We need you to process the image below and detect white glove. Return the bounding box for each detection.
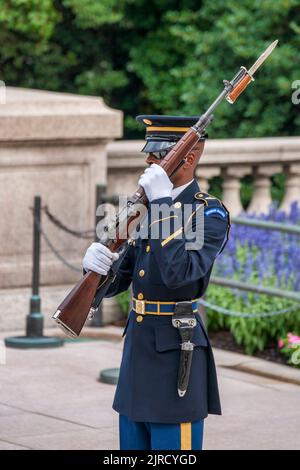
[138,163,173,202]
[82,242,119,275]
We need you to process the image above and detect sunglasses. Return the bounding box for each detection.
[149,136,206,160]
[150,150,170,160]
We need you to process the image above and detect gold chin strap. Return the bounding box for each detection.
[147,126,189,132]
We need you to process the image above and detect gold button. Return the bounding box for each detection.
[146,245,150,253]
[174,201,182,209]
[139,269,145,277]
[136,315,144,323]
[137,293,144,300]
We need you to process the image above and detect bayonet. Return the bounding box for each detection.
[248,40,278,76]
[225,40,278,104]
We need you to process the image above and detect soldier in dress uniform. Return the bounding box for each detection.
[83,115,230,450]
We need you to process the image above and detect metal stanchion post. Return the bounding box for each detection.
[99,368,120,385]
[5,196,64,348]
[96,184,120,385]
[91,184,119,329]
[90,184,105,327]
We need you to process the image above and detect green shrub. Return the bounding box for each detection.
[207,204,300,354]
[1,0,299,139]
[206,285,300,355]
[116,290,130,315]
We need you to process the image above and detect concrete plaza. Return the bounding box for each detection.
[0,327,299,450]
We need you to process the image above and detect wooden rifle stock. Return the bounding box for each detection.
[53,271,102,337]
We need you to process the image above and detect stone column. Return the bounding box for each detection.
[195,166,221,194]
[280,164,300,212]
[196,176,209,193]
[222,166,251,216]
[247,164,282,215]
[0,87,123,289]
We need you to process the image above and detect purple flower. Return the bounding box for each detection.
[215,203,300,294]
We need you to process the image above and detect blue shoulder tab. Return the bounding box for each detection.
[204,207,227,218]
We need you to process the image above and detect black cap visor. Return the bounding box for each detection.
[141,139,177,154]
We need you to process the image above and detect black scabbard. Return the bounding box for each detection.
[172,301,197,398]
[177,340,194,397]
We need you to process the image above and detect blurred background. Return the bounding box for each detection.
[0,0,300,450]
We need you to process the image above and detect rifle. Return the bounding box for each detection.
[52,40,278,337]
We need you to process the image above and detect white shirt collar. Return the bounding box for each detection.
[171,179,194,200]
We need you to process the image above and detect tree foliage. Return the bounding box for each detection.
[0,0,299,138]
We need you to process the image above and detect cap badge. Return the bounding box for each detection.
[143,119,152,125]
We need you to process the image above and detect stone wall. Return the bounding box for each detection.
[107,137,300,215]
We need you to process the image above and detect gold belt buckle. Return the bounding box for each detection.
[135,299,145,315]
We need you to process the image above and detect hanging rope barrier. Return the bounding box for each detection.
[34,214,82,273]
[31,196,300,320]
[42,205,95,239]
[198,298,300,318]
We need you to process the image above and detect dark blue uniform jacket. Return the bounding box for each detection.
[106,178,230,424]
